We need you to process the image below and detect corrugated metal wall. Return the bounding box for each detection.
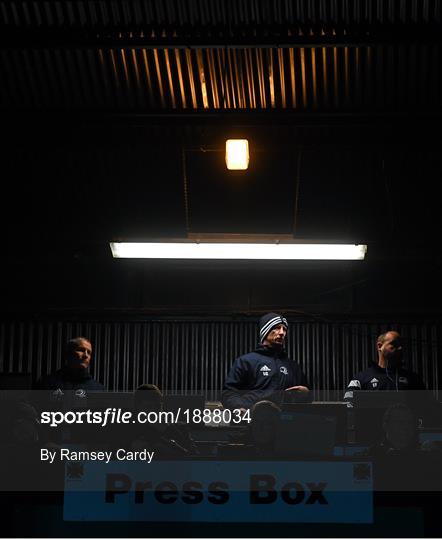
[0,319,440,400]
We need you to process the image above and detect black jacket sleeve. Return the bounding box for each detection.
[221,357,262,410]
[343,373,362,406]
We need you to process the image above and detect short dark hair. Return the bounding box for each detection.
[135,384,163,407]
[65,337,91,357]
[251,400,281,421]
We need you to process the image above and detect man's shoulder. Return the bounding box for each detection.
[229,351,269,372]
[85,377,105,390]
[356,365,375,376]
[234,351,259,364]
[400,366,419,377]
[349,365,378,384]
[35,369,64,389]
[35,369,104,391]
[236,348,296,362]
[236,349,270,362]
[399,367,426,388]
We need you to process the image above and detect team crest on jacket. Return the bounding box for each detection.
[399,376,408,384]
[370,377,379,388]
[260,365,271,377]
[280,366,288,375]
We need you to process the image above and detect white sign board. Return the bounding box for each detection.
[64,460,373,523]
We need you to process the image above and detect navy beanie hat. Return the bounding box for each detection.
[259,313,288,343]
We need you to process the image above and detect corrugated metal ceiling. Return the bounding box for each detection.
[0,0,441,113]
[1,0,441,29]
[1,44,440,111]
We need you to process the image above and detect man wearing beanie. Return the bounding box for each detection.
[222,313,309,410]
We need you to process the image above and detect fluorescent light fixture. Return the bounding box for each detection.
[110,242,367,260]
[225,139,249,170]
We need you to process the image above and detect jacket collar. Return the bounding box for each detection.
[254,344,288,359]
[371,361,404,373]
[60,365,93,381]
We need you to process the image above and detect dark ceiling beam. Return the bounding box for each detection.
[1,24,442,49]
[3,108,442,124]
[3,109,442,124]
[2,110,442,146]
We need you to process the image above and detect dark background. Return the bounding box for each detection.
[1,0,441,391]
[1,2,442,537]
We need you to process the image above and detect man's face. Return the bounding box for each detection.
[378,331,403,365]
[69,339,92,369]
[263,324,287,348]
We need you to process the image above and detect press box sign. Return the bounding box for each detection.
[64,461,373,523]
